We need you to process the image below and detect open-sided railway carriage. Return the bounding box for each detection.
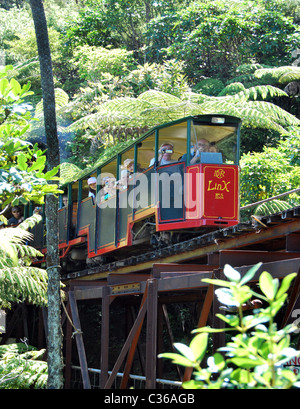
[31,114,242,273]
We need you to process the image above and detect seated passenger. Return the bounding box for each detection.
[117,158,139,190]
[62,195,68,207]
[33,206,42,215]
[87,176,97,202]
[149,143,176,167]
[123,158,134,174]
[7,206,24,226]
[101,177,116,200]
[182,138,211,164]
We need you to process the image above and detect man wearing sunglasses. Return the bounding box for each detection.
[150,143,176,166]
[181,138,211,164]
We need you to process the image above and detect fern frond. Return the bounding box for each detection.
[35,88,69,117]
[254,199,293,216]
[0,343,47,389]
[255,66,300,84]
[137,90,181,106]
[0,266,48,308]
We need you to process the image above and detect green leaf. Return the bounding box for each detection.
[229,357,265,368]
[201,278,232,288]
[10,78,21,96]
[174,343,194,361]
[240,262,262,285]
[276,273,297,300]
[17,153,28,171]
[259,271,278,300]
[158,352,194,367]
[207,353,225,372]
[189,333,208,362]
[27,156,46,172]
[0,78,9,97]
[224,264,241,283]
[216,313,239,327]
[193,326,229,334]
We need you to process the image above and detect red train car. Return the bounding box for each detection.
[32,114,242,272]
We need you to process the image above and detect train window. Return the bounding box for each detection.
[158,121,188,164]
[190,122,238,164]
[137,132,155,170]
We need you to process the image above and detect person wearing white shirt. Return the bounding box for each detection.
[149,143,176,167]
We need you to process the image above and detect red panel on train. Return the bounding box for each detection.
[202,164,239,224]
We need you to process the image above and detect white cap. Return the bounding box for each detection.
[88,176,97,185]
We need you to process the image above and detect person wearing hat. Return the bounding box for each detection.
[88,176,97,202]
[117,158,135,190]
[149,143,176,167]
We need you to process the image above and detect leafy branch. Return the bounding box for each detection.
[159,263,300,389]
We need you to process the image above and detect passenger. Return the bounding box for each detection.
[33,206,42,215]
[209,143,218,152]
[62,195,68,207]
[87,176,97,202]
[117,159,135,190]
[150,143,176,166]
[182,138,211,164]
[101,177,116,200]
[123,158,134,174]
[7,206,24,226]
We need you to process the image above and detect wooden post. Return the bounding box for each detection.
[100,286,110,388]
[145,279,158,389]
[68,291,91,389]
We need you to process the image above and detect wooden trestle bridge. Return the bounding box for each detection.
[59,205,300,389]
[3,206,300,389]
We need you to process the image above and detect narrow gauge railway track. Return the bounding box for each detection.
[62,205,300,281]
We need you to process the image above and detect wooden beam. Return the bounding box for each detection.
[119,286,148,389]
[183,277,215,383]
[68,291,91,389]
[104,284,148,389]
[100,286,110,388]
[146,279,158,389]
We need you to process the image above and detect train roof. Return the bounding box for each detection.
[61,114,242,187]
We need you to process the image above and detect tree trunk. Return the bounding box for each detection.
[29,0,63,389]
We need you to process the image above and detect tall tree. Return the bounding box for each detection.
[29,0,63,389]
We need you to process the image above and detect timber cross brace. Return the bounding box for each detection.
[63,258,300,389]
[63,265,218,389]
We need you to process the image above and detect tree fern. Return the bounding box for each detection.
[0,342,47,389]
[0,215,64,309]
[254,66,300,85]
[65,87,299,142]
[254,199,293,216]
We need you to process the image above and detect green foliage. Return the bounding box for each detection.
[193,79,225,96]
[254,199,294,216]
[0,67,62,206]
[160,264,300,389]
[0,215,49,309]
[146,0,300,80]
[255,66,300,85]
[72,45,135,82]
[240,127,300,207]
[0,342,47,389]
